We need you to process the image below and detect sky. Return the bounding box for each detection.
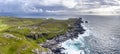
[0,0,120,18]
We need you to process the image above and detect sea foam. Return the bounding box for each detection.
[61,24,92,54]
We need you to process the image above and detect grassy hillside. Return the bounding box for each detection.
[0,16,76,54]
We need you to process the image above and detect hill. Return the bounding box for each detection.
[0,16,76,54]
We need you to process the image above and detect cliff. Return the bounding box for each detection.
[0,17,85,54]
[42,18,86,54]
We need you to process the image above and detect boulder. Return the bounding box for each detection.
[2,33,16,38]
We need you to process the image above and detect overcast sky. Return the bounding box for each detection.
[0,0,120,18]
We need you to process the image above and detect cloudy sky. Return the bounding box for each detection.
[0,0,120,18]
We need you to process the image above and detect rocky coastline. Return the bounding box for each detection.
[41,18,86,54]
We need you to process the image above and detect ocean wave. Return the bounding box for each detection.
[61,24,92,54]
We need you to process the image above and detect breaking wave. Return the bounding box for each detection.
[61,24,92,54]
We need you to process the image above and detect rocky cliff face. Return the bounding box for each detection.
[41,18,86,54]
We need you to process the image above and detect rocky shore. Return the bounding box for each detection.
[41,18,86,54]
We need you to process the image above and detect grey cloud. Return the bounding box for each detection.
[0,0,120,17]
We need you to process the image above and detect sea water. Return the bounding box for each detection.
[61,23,92,54]
[61,15,120,54]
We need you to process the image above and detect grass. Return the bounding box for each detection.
[0,16,76,54]
[0,36,46,54]
[0,20,9,32]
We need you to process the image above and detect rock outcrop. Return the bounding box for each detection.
[42,17,86,54]
[26,33,48,40]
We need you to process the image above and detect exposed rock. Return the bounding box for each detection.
[85,21,88,23]
[26,33,48,40]
[32,48,54,54]
[41,17,86,54]
[52,48,65,54]
[2,33,16,38]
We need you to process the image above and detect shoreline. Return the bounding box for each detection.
[41,18,86,54]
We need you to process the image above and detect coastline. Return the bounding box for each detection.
[41,18,86,54]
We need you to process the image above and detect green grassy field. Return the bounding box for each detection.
[0,20,8,32]
[0,16,76,54]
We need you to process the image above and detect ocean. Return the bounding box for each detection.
[61,15,120,54]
